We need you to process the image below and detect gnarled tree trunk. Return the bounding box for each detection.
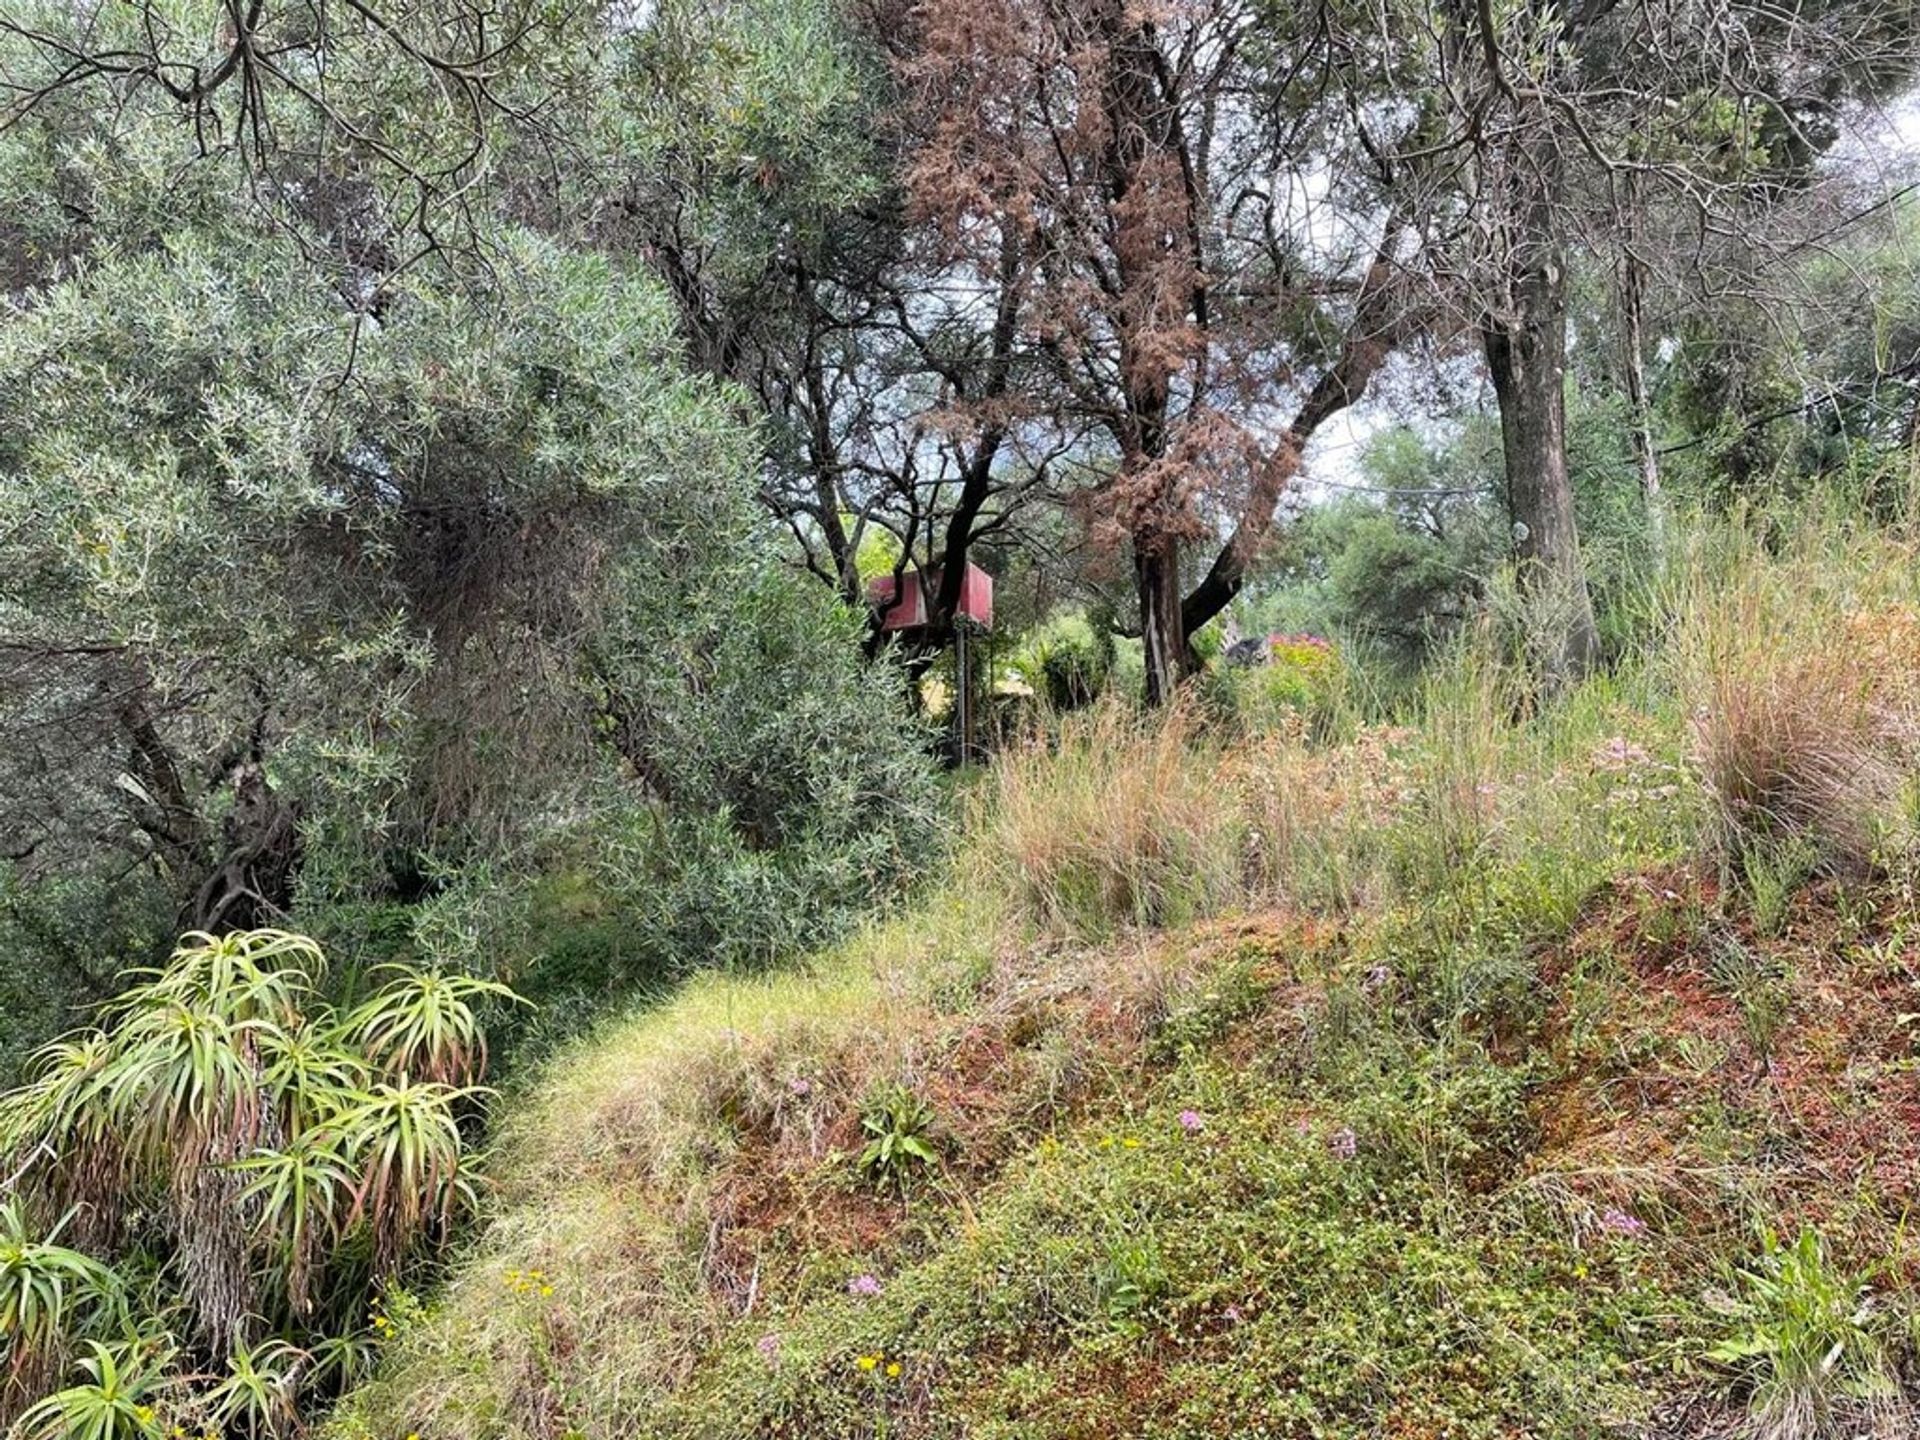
[1136,532,1189,707]
[1483,191,1599,688]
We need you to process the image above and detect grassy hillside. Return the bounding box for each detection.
[332,519,1920,1440]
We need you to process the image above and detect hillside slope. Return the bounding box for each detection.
[332,526,1920,1440]
[330,873,1920,1439]
[331,711,1920,1436]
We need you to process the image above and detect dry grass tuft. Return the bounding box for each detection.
[1676,531,1920,874]
[976,700,1245,935]
[976,696,1446,935]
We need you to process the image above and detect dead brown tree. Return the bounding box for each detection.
[896,0,1419,702]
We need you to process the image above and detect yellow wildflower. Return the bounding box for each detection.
[886,1362,902,1378]
[856,1354,880,1372]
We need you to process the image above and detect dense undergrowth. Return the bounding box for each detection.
[323,511,1920,1440]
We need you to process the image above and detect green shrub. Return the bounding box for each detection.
[1203,634,1346,735]
[1011,612,1117,711]
[387,562,941,1049]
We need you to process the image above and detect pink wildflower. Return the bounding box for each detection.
[1593,737,1653,774]
[848,1273,883,1298]
[1178,1110,1204,1134]
[1599,1207,1647,1238]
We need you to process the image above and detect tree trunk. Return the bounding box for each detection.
[1483,233,1600,688]
[1618,174,1666,552]
[1136,533,1189,707]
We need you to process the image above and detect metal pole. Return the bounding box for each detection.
[956,625,971,763]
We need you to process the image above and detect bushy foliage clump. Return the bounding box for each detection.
[1232,398,1663,680]
[0,72,938,1054]
[1009,612,1118,711]
[1202,634,1346,735]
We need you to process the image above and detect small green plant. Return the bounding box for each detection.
[1149,946,1270,1061]
[1709,935,1792,1064]
[1011,612,1116,711]
[1640,885,1710,951]
[1097,1233,1169,1335]
[1743,839,1817,938]
[1708,1227,1894,1440]
[857,1083,939,1189]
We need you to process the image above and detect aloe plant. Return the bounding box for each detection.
[339,1077,483,1271]
[347,965,524,1087]
[12,1341,167,1440]
[234,1131,354,1316]
[0,929,518,1430]
[0,1199,121,1418]
[206,1337,304,1439]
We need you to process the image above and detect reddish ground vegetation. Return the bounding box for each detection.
[1534,870,1920,1267]
[690,910,1335,1319]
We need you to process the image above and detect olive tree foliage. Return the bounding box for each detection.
[608,0,1078,669]
[600,0,886,381]
[577,563,938,979]
[0,0,936,1048]
[1658,193,1920,510]
[0,0,598,264]
[1238,386,1655,674]
[0,168,731,917]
